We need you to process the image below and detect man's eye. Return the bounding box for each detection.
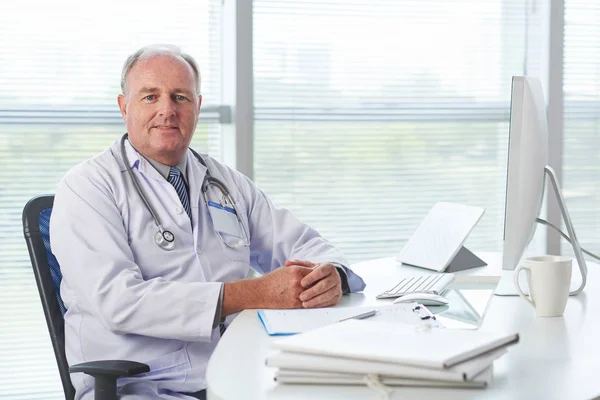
[175,95,188,101]
[144,95,155,101]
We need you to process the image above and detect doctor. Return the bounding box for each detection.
[50,44,366,400]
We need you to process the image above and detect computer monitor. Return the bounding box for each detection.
[496,76,587,296]
[502,76,548,272]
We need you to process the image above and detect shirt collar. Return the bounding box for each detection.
[125,138,188,183]
[144,154,188,183]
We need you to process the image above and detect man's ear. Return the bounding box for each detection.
[197,95,203,114]
[117,94,127,119]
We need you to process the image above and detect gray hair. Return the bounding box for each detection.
[120,44,201,94]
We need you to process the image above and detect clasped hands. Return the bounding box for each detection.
[260,259,343,309]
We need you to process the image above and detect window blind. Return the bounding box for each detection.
[253,0,542,264]
[0,1,223,398]
[563,1,600,258]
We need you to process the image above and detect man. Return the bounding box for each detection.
[50,44,365,400]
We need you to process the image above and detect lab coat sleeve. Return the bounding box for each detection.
[227,170,366,293]
[51,167,220,342]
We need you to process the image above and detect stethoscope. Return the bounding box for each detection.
[120,133,250,251]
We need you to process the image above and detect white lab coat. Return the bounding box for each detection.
[50,138,366,399]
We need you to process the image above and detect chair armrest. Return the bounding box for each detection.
[69,360,150,400]
[70,360,149,377]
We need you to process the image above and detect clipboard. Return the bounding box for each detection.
[257,303,443,336]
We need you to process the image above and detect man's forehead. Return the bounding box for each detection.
[128,55,195,87]
[136,54,189,68]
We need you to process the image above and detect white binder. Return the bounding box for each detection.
[267,346,506,382]
[274,367,493,388]
[271,319,519,370]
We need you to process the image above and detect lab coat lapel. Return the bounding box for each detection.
[122,138,165,182]
[186,150,208,246]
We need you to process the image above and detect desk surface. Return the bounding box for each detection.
[206,253,599,400]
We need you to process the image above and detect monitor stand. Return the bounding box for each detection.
[494,166,588,296]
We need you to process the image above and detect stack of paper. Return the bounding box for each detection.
[267,319,519,389]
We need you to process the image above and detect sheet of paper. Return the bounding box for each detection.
[258,303,442,335]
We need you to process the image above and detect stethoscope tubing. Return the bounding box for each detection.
[120,133,249,250]
[121,134,165,231]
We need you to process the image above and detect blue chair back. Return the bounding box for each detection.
[23,195,75,400]
[39,207,67,315]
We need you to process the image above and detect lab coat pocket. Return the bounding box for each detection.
[121,347,191,385]
[217,233,250,263]
[212,201,250,263]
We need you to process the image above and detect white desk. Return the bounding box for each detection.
[206,253,600,400]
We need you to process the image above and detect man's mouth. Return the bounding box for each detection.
[153,125,179,130]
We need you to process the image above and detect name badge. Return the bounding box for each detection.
[207,201,243,238]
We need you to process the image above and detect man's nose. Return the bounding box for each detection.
[157,98,176,117]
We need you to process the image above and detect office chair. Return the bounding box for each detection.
[22,195,149,400]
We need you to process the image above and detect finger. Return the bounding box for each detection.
[299,276,337,302]
[284,259,314,268]
[307,296,340,309]
[300,264,335,288]
[297,266,314,277]
[290,265,314,273]
[302,286,341,308]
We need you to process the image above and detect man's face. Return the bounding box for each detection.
[118,55,202,165]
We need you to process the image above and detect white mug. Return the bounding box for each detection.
[513,255,572,317]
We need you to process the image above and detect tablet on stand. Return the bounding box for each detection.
[397,202,487,273]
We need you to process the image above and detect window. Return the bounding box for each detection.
[0,1,224,398]
[2,1,583,398]
[563,0,600,258]
[253,0,543,264]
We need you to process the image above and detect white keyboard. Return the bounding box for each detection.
[376,273,455,299]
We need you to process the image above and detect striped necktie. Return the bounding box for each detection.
[168,166,192,220]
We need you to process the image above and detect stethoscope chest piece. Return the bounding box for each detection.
[155,230,175,251]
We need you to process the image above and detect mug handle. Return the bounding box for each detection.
[514,265,535,308]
